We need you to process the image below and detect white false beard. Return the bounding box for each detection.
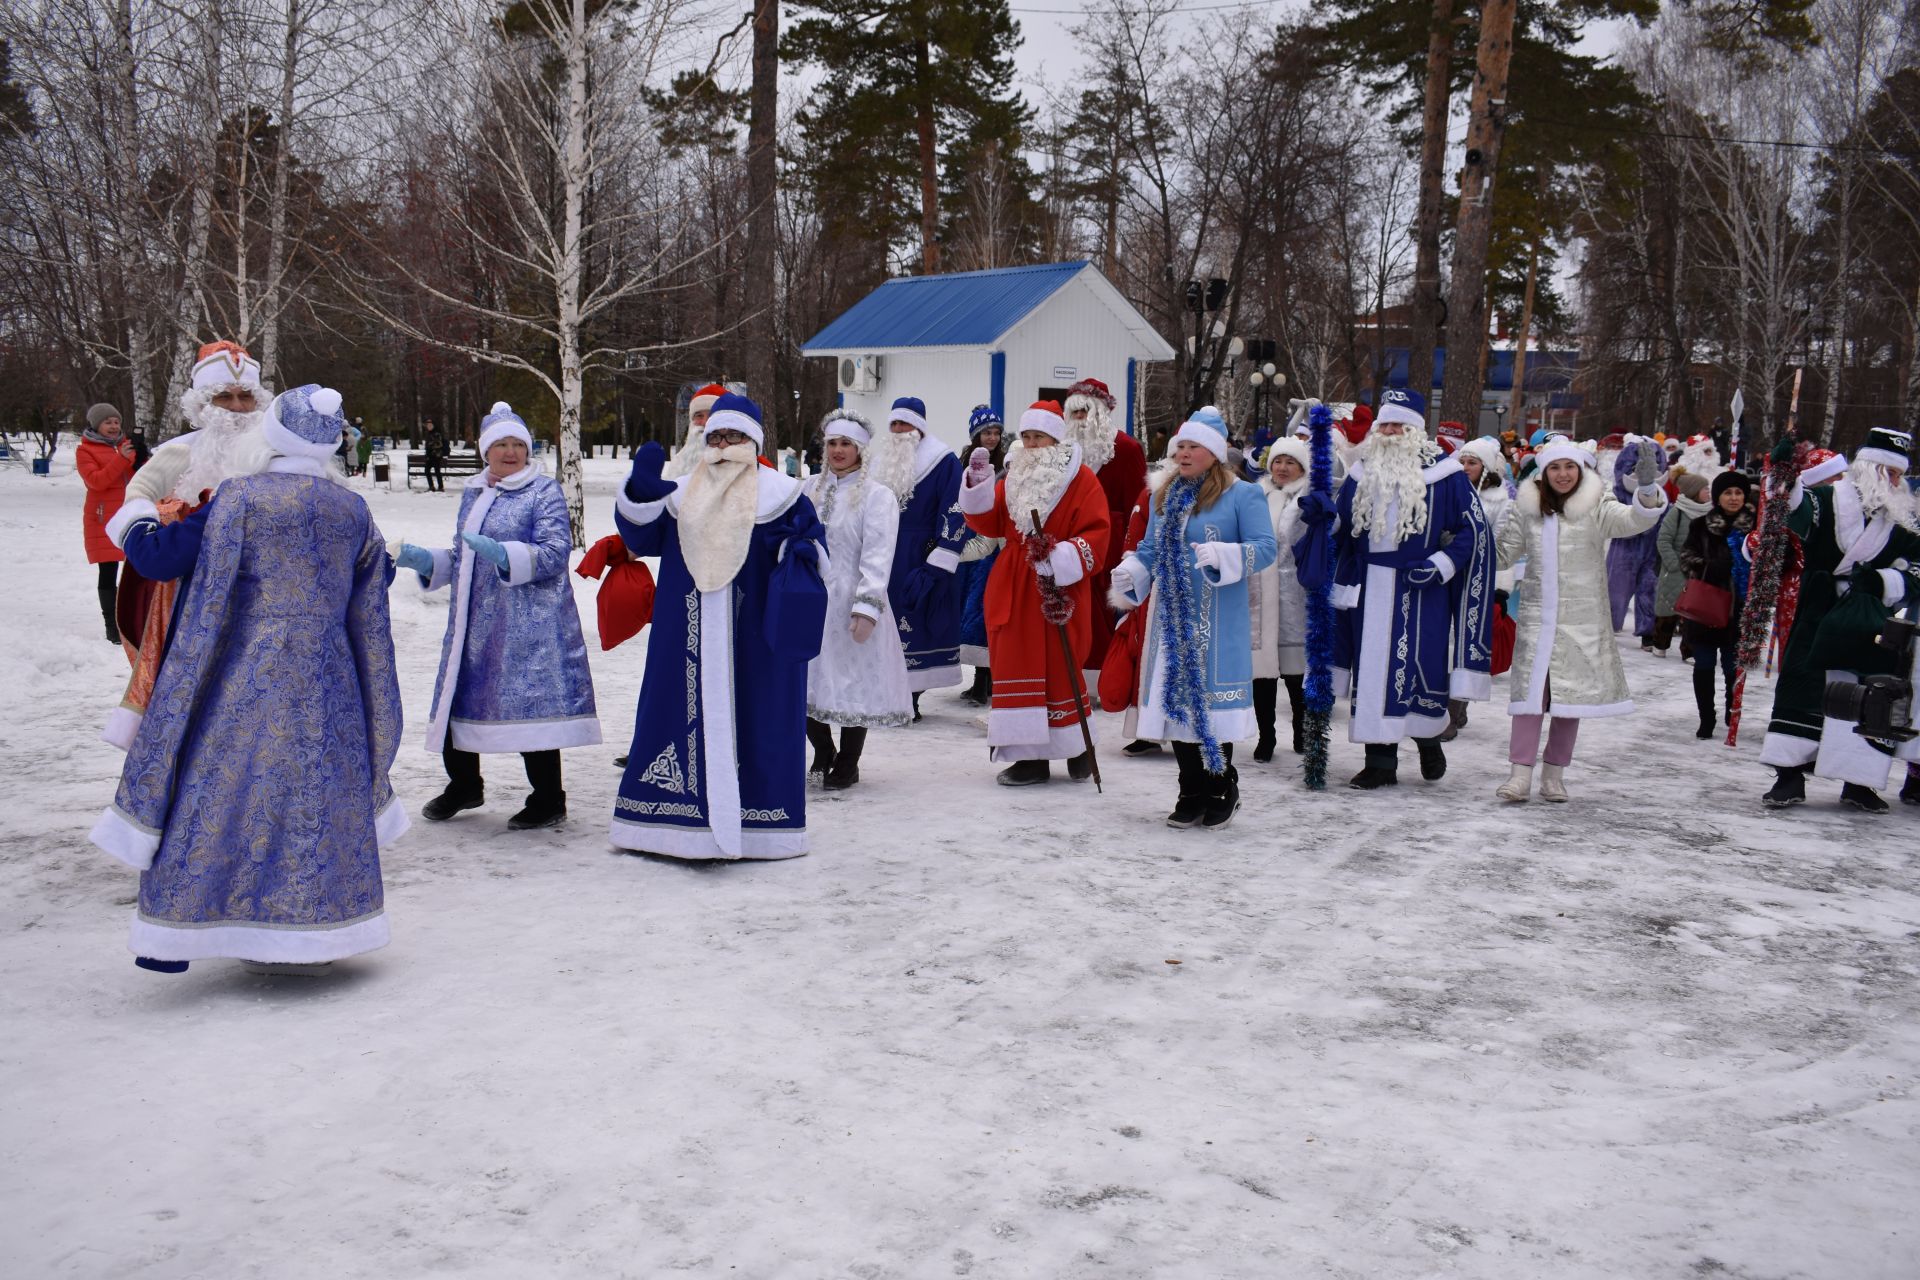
[1351,430,1433,543]
[175,407,272,502]
[1852,460,1920,532]
[866,429,921,505]
[1072,411,1115,473]
[1005,441,1073,529]
[664,429,706,479]
[678,444,760,592]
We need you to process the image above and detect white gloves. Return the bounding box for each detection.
[1035,541,1084,586]
[1192,541,1246,586]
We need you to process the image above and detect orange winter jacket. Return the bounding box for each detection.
[77,438,135,563]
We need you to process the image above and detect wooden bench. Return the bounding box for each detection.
[406,451,484,489]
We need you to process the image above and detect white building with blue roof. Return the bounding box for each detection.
[801,261,1176,453]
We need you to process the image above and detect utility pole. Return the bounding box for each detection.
[1405,0,1457,419]
[1439,0,1517,428]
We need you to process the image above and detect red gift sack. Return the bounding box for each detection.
[576,534,656,650]
[1490,598,1517,676]
[1098,601,1146,712]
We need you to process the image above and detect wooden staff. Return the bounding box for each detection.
[1032,508,1102,792]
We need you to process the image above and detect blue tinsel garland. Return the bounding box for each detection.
[1151,477,1224,773]
[1302,403,1338,790]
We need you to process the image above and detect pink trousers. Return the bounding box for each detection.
[1510,714,1579,767]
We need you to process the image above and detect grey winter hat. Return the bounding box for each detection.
[86,403,121,429]
[1675,471,1709,500]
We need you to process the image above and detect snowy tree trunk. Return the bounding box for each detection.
[552,0,589,546]
[260,0,303,387]
[159,5,226,435]
[111,0,156,438]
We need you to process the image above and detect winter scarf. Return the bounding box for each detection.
[1150,476,1224,773]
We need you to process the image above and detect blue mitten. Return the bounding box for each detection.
[625,441,673,503]
[461,532,510,569]
[1405,561,1443,588]
[1298,491,1336,526]
[395,543,434,577]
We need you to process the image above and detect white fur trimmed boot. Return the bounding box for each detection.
[1538,764,1568,803]
[1495,764,1532,802]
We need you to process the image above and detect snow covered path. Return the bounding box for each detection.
[3,458,1916,1279]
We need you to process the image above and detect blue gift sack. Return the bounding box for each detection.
[765,537,828,662]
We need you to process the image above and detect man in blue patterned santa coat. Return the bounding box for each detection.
[610,393,829,860]
[90,384,406,975]
[1301,387,1496,789]
[865,395,970,718]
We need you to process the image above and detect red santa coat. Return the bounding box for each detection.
[1083,431,1147,669]
[961,457,1111,762]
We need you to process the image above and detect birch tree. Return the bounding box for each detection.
[348,0,714,544]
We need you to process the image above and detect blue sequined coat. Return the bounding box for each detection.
[420,471,600,753]
[89,465,407,963]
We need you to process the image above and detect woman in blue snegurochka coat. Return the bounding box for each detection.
[1109,409,1278,832]
[394,402,600,831]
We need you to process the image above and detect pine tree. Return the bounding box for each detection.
[784,0,1031,273]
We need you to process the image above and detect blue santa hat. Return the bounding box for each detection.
[262,383,346,460]
[1172,405,1231,465]
[968,404,1003,437]
[478,401,532,455]
[705,392,765,449]
[889,396,928,433]
[1375,386,1426,432]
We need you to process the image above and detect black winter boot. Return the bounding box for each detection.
[1416,736,1447,781]
[1201,748,1239,830]
[912,692,923,723]
[1902,769,1920,806]
[1167,742,1208,827]
[1763,766,1807,809]
[423,785,484,822]
[509,790,567,829]
[1840,783,1890,815]
[1252,678,1278,763]
[1122,739,1163,757]
[1285,674,1305,754]
[98,575,120,645]
[996,759,1049,786]
[1066,750,1094,782]
[806,718,837,777]
[1350,744,1399,790]
[825,728,866,790]
[961,666,992,706]
[1437,699,1469,743]
[1693,664,1717,739]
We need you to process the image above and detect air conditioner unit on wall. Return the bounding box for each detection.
[838,355,883,393]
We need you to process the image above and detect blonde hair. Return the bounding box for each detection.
[1155,459,1237,516]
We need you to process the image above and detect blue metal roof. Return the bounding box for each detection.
[802,261,1090,352]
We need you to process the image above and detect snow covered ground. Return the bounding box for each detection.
[3,448,1917,1279]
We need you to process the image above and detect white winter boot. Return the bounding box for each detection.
[1538,764,1568,803]
[1496,764,1532,802]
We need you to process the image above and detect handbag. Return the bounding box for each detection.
[1675,578,1732,629]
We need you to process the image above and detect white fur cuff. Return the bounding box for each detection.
[926,547,960,574]
[1047,542,1084,586]
[1427,554,1457,584]
[1881,569,1908,606]
[958,472,997,515]
[502,540,536,586]
[106,498,159,549]
[91,805,161,871]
